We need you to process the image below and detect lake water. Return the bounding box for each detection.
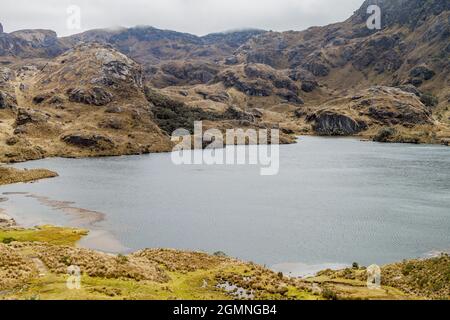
[1,137,449,276]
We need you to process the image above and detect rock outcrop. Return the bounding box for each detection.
[215,64,303,103]
[309,110,367,136]
[0,212,15,228]
[62,132,115,150]
[67,87,113,106]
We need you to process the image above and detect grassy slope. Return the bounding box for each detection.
[0,225,88,246]
[0,226,436,300]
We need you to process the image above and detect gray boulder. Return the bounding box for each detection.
[309,110,367,136]
[67,87,113,106]
[62,132,115,150]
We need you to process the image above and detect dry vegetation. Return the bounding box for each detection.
[0,224,447,300]
[0,166,57,185]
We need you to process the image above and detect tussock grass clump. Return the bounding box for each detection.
[382,254,450,300]
[132,249,230,273]
[0,244,37,290]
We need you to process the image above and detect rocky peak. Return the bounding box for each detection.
[33,43,144,106]
[0,23,3,33]
[10,29,58,45]
[352,0,450,29]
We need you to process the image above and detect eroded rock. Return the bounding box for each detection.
[309,110,367,136]
[15,108,49,126]
[224,106,256,123]
[67,87,113,106]
[62,133,115,150]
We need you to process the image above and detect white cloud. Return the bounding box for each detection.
[0,0,364,36]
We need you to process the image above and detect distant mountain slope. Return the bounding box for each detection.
[0,0,449,162]
[0,44,172,163]
[60,27,266,64]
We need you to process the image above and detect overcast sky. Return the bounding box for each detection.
[1,0,364,37]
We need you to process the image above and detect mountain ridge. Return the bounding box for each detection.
[0,0,449,163]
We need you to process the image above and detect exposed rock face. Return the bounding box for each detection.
[195,89,229,103]
[373,127,397,142]
[309,110,367,136]
[150,61,219,87]
[352,0,450,29]
[0,91,17,109]
[224,106,256,123]
[62,132,115,150]
[0,0,448,159]
[216,63,303,103]
[0,212,16,228]
[308,86,435,139]
[67,87,113,106]
[62,27,266,66]
[302,60,330,77]
[0,67,14,84]
[0,43,173,163]
[94,47,143,88]
[0,23,3,34]
[15,108,49,126]
[144,87,222,134]
[0,29,63,58]
[36,43,144,96]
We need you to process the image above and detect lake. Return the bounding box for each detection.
[1,136,449,276]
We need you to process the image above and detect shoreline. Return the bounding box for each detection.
[2,133,449,165]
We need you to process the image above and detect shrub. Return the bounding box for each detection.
[116,254,128,264]
[373,127,396,142]
[322,288,338,300]
[2,237,16,244]
[144,86,222,134]
[213,251,227,257]
[420,92,438,107]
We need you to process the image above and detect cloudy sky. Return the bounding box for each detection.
[1,0,364,36]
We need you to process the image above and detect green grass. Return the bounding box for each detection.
[3,270,233,300]
[0,225,88,246]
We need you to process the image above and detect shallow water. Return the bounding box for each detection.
[1,137,449,274]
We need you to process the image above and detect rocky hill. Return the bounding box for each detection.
[0,44,172,163]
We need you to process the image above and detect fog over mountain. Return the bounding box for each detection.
[1,0,363,36]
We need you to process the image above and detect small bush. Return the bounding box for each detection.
[144,87,222,134]
[213,251,228,258]
[420,93,438,107]
[2,237,16,244]
[322,288,338,300]
[116,254,128,264]
[373,127,396,142]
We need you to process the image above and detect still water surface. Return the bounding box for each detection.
[1,137,449,275]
